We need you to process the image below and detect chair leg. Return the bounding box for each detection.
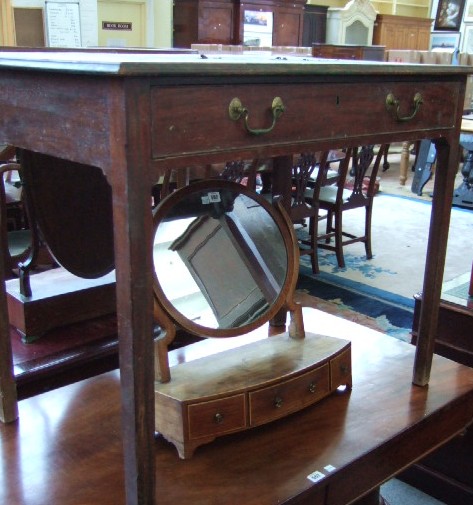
[325,210,333,243]
[365,203,373,259]
[334,211,345,268]
[308,215,320,274]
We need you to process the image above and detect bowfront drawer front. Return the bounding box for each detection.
[187,394,246,439]
[331,348,352,389]
[249,363,330,427]
[150,81,460,159]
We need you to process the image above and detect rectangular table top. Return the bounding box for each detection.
[0,49,470,77]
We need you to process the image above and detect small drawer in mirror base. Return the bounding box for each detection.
[155,332,352,459]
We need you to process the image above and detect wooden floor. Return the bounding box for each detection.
[2,305,473,505]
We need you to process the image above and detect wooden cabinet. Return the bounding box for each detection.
[302,4,328,47]
[173,0,306,48]
[372,14,432,50]
[173,0,238,48]
[247,0,305,46]
[312,43,385,61]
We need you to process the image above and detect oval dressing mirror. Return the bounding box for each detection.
[152,180,352,460]
[152,179,296,338]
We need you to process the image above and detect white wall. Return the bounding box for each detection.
[11,0,174,48]
[152,0,172,47]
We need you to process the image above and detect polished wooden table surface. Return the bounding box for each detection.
[0,50,469,505]
[1,307,473,505]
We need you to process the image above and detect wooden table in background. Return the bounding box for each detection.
[0,50,469,505]
[405,272,473,503]
[1,307,473,505]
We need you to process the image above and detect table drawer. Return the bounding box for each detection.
[249,363,330,427]
[331,348,352,389]
[150,81,460,159]
[187,394,246,439]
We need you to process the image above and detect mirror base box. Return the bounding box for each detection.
[155,331,351,459]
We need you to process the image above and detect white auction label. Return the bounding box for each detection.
[307,470,325,483]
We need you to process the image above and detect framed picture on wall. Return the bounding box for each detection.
[430,30,461,50]
[465,0,473,21]
[435,0,466,30]
[462,24,473,51]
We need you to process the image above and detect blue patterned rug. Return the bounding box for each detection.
[296,265,414,343]
[294,194,472,342]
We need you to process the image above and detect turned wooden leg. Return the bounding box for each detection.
[399,141,411,186]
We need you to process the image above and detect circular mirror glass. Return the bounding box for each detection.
[152,180,292,337]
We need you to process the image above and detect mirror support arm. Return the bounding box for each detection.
[287,302,305,340]
[153,300,176,383]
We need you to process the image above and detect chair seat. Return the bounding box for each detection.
[304,185,351,205]
[300,145,388,272]
[309,167,339,184]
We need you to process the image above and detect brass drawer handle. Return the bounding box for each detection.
[214,412,224,424]
[308,382,317,394]
[386,92,423,122]
[274,396,283,408]
[340,364,349,375]
[229,96,285,136]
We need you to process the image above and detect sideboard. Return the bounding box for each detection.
[0,49,469,505]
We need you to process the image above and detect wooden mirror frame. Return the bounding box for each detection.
[152,179,303,382]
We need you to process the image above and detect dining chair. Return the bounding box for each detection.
[0,162,34,280]
[154,159,260,205]
[217,159,260,190]
[290,150,332,274]
[305,144,388,271]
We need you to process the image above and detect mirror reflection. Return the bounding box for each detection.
[153,185,288,330]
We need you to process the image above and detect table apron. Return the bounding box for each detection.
[150,81,460,160]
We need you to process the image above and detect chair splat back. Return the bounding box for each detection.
[349,145,376,200]
[305,144,388,271]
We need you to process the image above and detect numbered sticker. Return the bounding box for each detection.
[307,470,325,483]
[208,191,221,203]
[201,192,221,205]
